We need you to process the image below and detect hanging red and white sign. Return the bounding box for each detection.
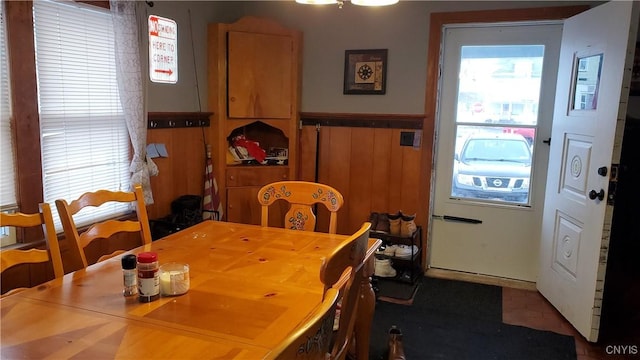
[148,15,177,84]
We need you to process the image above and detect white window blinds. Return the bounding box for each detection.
[0,1,17,210]
[33,0,131,231]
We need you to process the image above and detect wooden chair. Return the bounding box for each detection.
[265,287,340,360]
[0,203,64,297]
[257,181,344,234]
[319,222,371,360]
[55,184,152,268]
[267,222,371,360]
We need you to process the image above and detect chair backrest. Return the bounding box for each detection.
[265,287,340,360]
[55,184,152,268]
[257,181,344,234]
[319,222,371,360]
[0,203,64,296]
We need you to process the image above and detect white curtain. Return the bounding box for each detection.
[110,0,158,204]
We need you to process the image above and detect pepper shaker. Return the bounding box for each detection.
[121,254,138,297]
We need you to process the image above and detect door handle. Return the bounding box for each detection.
[588,189,605,201]
[432,214,482,224]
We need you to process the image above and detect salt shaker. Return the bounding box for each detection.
[121,254,138,297]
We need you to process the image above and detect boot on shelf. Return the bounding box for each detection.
[387,325,406,360]
[400,212,417,238]
[375,213,390,234]
[369,212,379,231]
[374,258,397,278]
[388,211,402,236]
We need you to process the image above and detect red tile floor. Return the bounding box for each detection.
[502,287,637,360]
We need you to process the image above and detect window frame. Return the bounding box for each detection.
[4,0,42,242]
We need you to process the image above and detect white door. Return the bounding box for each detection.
[430,24,562,282]
[537,1,639,342]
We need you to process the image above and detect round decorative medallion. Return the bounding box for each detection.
[570,156,582,178]
[357,64,373,80]
[562,235,573,259]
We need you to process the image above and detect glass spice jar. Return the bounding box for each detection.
[121,254,138,297]
[137,251,159,303]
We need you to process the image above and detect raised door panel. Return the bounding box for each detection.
[227,31,292,119]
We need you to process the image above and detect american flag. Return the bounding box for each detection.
[203,146,222,221]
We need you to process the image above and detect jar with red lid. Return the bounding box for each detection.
[137,251,159,303]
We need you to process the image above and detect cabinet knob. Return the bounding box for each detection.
[229,97,236,102]
[282,174,288,179]
[229,175,235,180]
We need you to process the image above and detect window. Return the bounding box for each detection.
[571,53,602,111]
[452,44,544,205]
[33,0,131,231]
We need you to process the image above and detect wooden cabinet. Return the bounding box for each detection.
[226,167,289,224]
[207,16,301,224]
[226,167,289,187]
[227,31,293,119]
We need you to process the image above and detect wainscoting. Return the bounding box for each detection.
[299,113,425,237]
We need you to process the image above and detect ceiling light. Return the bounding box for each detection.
[295,0,398,7]
[351,0,399,6]
[295,0,339,4]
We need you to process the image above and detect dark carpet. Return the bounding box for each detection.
[369,276,577,360]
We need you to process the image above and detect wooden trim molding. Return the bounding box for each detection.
[300,112,424,129]
[5,1,42,219]
[148,112,213,129]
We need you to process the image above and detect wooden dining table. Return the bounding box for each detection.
[1,220,382,359]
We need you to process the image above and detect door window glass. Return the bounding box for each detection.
[452,45,544,205]
[571,53,602,111]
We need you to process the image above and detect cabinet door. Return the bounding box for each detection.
[227,187,287,227]
[227,31,293,119]
[227,187,261,225]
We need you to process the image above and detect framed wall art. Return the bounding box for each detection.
[343,49,387,95]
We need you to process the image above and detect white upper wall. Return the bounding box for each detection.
[142,1,600,114]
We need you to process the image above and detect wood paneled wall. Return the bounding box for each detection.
[299,113,426,257]
[146,126,209,220]
[4,113,424,292]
